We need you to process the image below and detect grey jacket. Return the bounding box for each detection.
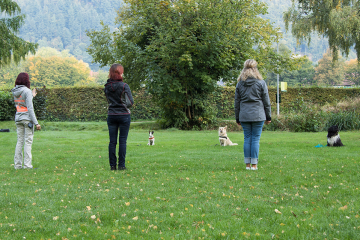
[11,85,39,125]
[234,78,271,123]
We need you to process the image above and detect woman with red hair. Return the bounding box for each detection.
[11,72,41,169]
[104,64,134,170]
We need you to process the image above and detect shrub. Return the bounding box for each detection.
[325,111,360,131]
[0,91,14,121]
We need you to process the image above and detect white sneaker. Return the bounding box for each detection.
[246,167,251,170]
[251,167,258,170]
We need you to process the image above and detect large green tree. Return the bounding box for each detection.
[267,57,315,87]
[314,50,344,86]
[344,59,360,85]
[0,47,95,87]
[0,0,37,66]
[284,0,360,61]
[87,0,299,129]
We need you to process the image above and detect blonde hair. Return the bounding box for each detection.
[237,59,263,82]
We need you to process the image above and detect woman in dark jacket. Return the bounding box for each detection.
[104,64,134,170]
[234,59,271,170]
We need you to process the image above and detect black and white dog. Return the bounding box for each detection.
[147,131,155,146]
[327,125,344,147]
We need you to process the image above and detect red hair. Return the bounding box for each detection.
[109,64,124,81]
[15,72,30,88]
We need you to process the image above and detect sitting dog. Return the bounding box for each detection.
[147,131,155,146]
[218,126,238,146]
[327,125,344,147]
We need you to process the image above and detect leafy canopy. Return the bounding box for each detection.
[284,0,360,61]
[314,50,344,86]
[0,47,95,87]
[87,0,299,128]
[344,59,360,85]
[0,0,37,66]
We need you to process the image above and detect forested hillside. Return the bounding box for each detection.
[16,0,121,70]
[261,0,330,62]
[13,0,338,70]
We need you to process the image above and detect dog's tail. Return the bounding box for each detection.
[230,143,238,146]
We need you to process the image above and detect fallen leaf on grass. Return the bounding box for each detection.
[275,209,282,214]
[125,202,130,206]
[53,216,59,220]
[91,215,96,220]
[170,213,174,217]
[339,205,348,211]
[86,206,91,210]
[132,216,138,220]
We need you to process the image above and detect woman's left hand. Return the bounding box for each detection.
[265,120,271,125]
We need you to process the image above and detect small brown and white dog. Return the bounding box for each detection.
[147,131,155,146]
[218,126,238,146]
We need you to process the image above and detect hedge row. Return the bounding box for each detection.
[1,86,360,121]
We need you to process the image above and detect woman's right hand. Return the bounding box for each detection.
[32,88,37,97]
[265,120,271,125]
[36,124,41,130]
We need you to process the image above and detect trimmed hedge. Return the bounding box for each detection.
[1,86,360,122]
[0,87,161,121]
[215,86,360,118]
[0,91,13,121]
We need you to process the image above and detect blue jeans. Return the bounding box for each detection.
[241,121,264,165]
[107,115,131,168]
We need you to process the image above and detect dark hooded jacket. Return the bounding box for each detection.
[104,79,134,115]
[234,78,271,123]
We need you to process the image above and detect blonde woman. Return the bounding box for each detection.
[234,59,271,170]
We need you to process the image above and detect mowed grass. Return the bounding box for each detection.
[0,122,359,239]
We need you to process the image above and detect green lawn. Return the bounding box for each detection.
[0,122,359,239]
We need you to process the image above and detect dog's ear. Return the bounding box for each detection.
[149,131,151,134]
[225,126,227,129]
[152,131,154,134]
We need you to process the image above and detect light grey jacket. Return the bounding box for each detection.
[234,78,271,122]
[11,85,39,125]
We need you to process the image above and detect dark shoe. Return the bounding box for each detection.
[110,166,117,170]
[118,167,127,170]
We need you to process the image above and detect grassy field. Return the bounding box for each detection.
[0,121,359,239]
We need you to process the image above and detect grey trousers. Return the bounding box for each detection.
[14,120,34,169]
